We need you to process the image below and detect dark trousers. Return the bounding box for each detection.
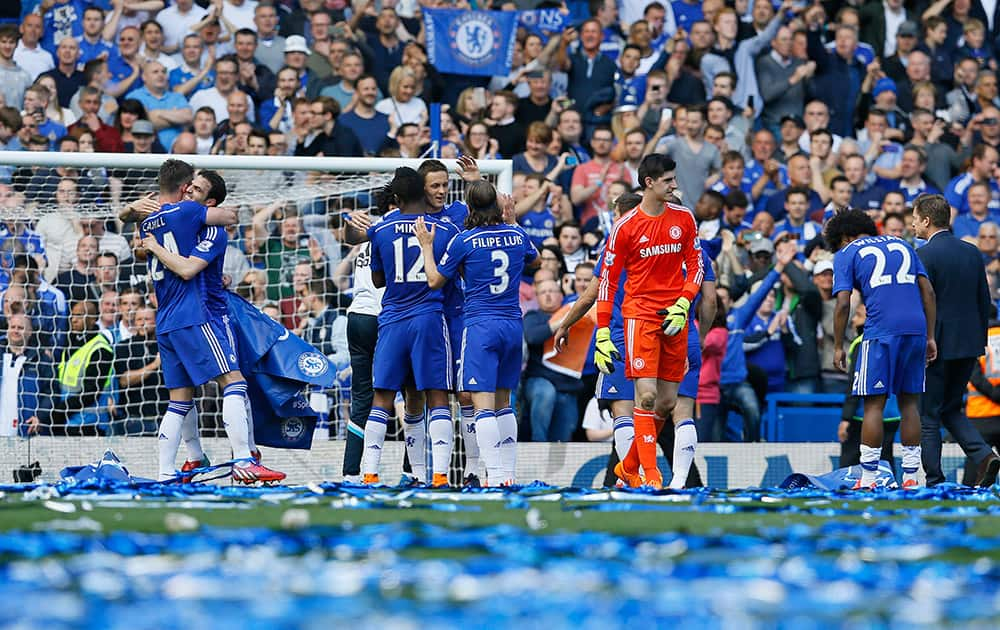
[962,417,1000,484]
[840,420,899,477]
[921,357,992,485]
[601,423,704,488]
[344,312,378,477]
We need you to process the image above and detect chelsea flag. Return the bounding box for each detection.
[424,8,518,77]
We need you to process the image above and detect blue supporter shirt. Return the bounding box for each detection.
[952,211,1000,239]
[190,225,229,319]
[671,0,703,31]
[107,54,141,90]
[772,219,822,249]
[125,86,192,151]
[519,207,557,250]
[832,235,927,340]
[438,224,538,324]
[338,110,390,156]
[367,211,461,326]
[892,179,939,205]
[615,72,646,106]
[168,65,215,97]
[945,173,1000,215]
[42,0,85,54]
[711,179,756,218]
[76,36,117,66]
[140,200,211,333]
[744,159,788,202]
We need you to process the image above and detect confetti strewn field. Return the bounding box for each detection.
[2,482,1000,629]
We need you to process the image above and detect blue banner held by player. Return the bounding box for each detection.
[517,9,569,39]
[423,8,518,77]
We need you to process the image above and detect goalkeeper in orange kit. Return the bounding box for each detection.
[594,154,704,489]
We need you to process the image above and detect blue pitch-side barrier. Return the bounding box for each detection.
[763,393,846,442]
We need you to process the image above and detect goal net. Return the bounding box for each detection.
[0,151,512,483]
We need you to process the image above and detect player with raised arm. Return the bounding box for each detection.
[418,156,485,485]
[828,209,937,489]
[137,160,284,484]
[415,181,538,486]
[594,154,704,489]
[363,167,460,487]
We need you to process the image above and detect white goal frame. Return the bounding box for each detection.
[0,152,514,196]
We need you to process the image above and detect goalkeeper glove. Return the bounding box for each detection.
[594,327,621,375]
[657,297,691,337]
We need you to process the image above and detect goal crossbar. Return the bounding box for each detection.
[0,152,515,194]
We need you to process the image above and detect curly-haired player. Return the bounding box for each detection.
[827,209,937,489]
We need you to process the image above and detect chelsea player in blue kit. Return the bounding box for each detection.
[139,170,281,483]
[418,157,484,484]
[136,161,284,483]
[416,181,538,486]
[362,167,461,487]
[828,209,937,489]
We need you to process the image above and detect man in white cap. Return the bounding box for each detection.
[281,35,312,96]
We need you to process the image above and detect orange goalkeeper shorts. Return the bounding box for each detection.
[623,318,688,382]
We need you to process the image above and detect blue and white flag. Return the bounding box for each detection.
[423,8,518,77]
[225,292,337,450]
[518,9,569,39]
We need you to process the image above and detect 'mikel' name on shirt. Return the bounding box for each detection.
[639,243,682,257]
[471,234,525,249]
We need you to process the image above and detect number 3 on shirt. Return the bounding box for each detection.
[393,236,427,282]
[859,242,916,288]
[149,231,179,281]
[490,250,509,294]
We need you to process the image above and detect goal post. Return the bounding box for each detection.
[0,151,512,479]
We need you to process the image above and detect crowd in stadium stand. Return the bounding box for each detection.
[2,1,1000,457]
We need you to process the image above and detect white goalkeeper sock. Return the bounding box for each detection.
[668,419,697,490]
[901,445,921,485]
[158,401,192,481]
[428,406,453,477]
[496,407,518,483]
[402,411,426,482]
[180,406,205,462]
[460,405,480,478]
[859,444,882,488]
[475,409,501,485]
[612,415,635,462]
[361,406,391,477]
[222,381,251,460]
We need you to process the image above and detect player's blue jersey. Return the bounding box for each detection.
[438,224,538,324]
[833,235,928,340]
[141,200,210,334]
[433,200,468,317]
[368,211,460,326]
[190,225,229,320]
[595,247,626,347]
[688,247,716,332]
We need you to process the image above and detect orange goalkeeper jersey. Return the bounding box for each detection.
[596,201,704,328]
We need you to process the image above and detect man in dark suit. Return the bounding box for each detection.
[913,194,1000,486]
[859,0,914,59]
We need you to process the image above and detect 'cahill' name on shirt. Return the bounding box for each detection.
[471,234,525,249]
[142,216,166,232]
[639,243,682,257]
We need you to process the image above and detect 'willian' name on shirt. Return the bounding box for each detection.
[471,234,524,249]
